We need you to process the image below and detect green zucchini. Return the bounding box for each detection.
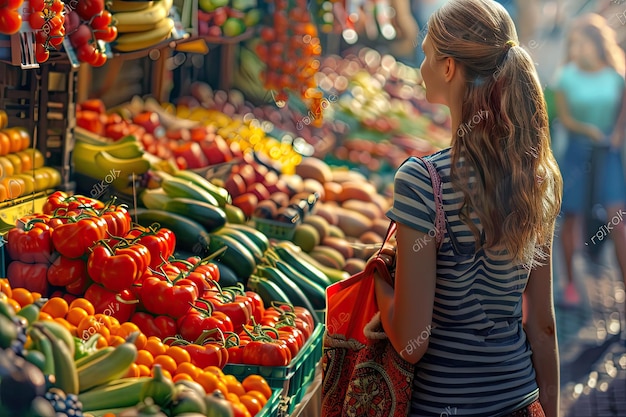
[247,275,292,308]
[215,262,241,287]
[273,246,333,288]
[213,227,264,262]
[223,223,270,252]
[256,265,318,316]
[130,208,211,255]
[163,197,227,233]
[271,258,327,310]
[172,170,232,207]
[207,233,256,280]
[161,177,219,206]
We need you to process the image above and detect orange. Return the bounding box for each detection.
[152,355,177,375]
[137,364,151,377]
[37,311,53,321]
[0,279,12,298]
[124,363,140,378]
[0,183,7,202]
[2,176,24,199]
[65,307,89,327]
[242,375,272,399]
[93,314,112,330]
[96,336,108,349]
[2,127,29,153]
[6,298,20,312]
[0,132,10,156]
[226,393,241,404]
[77,316,106,341]
[40,297,69,319]
[0,110,7,129]
[54,317,77,337]
[30,292,41,302]
[11,288,33,307]
[196,371,228,395]
[135,349,154,368]
[15,151,32,172]
[203,365,225,379]
[69,298,95,315]
[5,154,22,175]
[172,373,193,383]
[165,346,191,365]
[0,156,14,177]
[144,337,167,357]
[175,362,201,379]
[231,402,252,417]
[239,394,263,416]
[29,149,44,169]
[245,390,268,407]
[108,335,126,347]
[222,375,246,397]
[133,332,147,350]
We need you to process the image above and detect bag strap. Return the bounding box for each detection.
[418,157,445,249]
[376,221,397,257]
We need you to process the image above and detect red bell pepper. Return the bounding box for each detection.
[177,300,234,342]
[240,327,291,367]
[225,332,247,364]
[84,283,137,322]
[87,242,139,293]
[6,219,53,264]
[6,261,49,295]
[42,191,105,215]
[51,215,106,259]
[139,269,198,318]
[47,255,87,288]
[100,203,132,237]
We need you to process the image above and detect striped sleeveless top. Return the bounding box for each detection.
[386,149,539,417]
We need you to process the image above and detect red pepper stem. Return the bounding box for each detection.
[197,245,227,264]
[172,258,195,269]
[195,327,225,346]
[271,301,295,314]
[224,331,240,348]
[163,336,190,346]
[191,299,214,315]
[24,218,46,231]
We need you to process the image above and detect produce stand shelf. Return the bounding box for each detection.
[223,324,325,414]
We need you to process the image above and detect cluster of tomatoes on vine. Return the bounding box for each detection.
[255,0,324,118]
[27,0,117,64]
[0,0,24,35]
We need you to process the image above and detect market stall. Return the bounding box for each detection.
[0,0,451,415]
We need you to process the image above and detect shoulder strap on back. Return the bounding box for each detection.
[419,157,445,248]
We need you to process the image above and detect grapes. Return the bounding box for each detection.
[44,388,83,417]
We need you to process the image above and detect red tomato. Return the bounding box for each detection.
[90,10,111,30]
[76,43,97,63]
[28,11,46,31]
[35,43,49,63]
[0,8,22,35]
[76,0,104,20]
[95,25,117,43]
[29,0,45,11]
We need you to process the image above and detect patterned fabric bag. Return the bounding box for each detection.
[321,157,444,417]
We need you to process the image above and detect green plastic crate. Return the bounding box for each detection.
[256,388,283,417]
[223,323,324,413]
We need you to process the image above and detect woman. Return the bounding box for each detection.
[554,13,626,306]
[374,0,562,416]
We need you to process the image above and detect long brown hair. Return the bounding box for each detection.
[427,0,562,267]
[566,13,625,77]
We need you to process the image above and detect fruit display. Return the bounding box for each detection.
[108,0,175,52]
[197,0,260,38]
[0,124,62,201]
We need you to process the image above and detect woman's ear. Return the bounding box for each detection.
[443,57,458,83]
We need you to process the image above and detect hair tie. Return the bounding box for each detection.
[505,40,516,49]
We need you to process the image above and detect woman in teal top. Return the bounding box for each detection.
[554,13,626,306]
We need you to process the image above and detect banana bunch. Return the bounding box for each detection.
[110,0,175,52]
[73,134,151,192]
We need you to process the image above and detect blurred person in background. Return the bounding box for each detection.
[553,13,626,307]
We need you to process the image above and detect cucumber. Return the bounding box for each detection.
[272,258,327,310]
[247,275,292,308]
[130,208,211,255]
[256,265,318,318]
[273,246,333,288]
[207,233,256,280]
[173,170,232,207]
[161,177,219,206]
[224,223,270,252]
[140,188,172,210]
[163,197,227,233]
[214,227,264,262]
[215,261,240,287]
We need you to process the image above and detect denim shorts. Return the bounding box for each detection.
[559,134,626,214]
